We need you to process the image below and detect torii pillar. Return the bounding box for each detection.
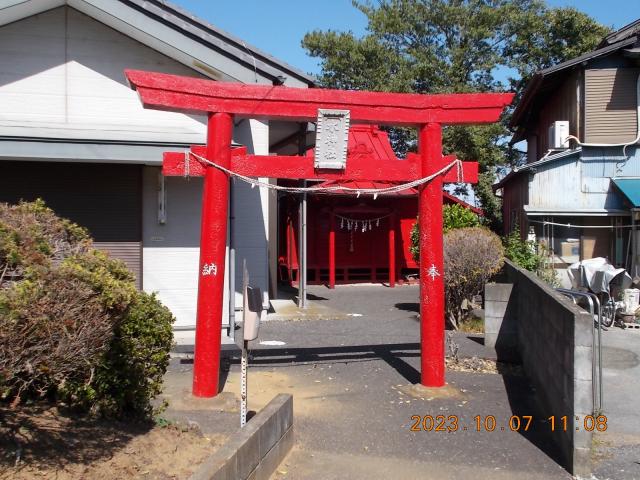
[125,69,513,397]
[419,123,446,385]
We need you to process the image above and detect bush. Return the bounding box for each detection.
[61,291,174,417]
[502,227,541,271]
[443,203,480,232]
[410,204,480,262]
[444,227,504,329]
[502,227,558,287]
[0,200,174,417]
[0,272,115,403]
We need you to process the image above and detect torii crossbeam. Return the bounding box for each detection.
[126,70,513,397]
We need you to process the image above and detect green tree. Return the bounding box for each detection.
[303,0,609,229]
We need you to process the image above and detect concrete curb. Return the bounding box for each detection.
[190,394,293,480]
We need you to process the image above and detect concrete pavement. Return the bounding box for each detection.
[592,327,640,479]
[243,284,570,479]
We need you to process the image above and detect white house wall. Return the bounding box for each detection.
[142,120,271,337]
[1,5,275,342]
[0,7,207,142]
[232,119,271,309]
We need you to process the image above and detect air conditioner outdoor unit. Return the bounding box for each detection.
[548,120,570,149]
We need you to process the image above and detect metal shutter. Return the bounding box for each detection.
[585,68,639,144]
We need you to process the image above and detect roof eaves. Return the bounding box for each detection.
[492,169,520,191]
[508,73,542,128]
[599,19,640,48]
[120,0,317,86]
[492,148,581,190]
[517,147,581,172]
[443,192,483,215]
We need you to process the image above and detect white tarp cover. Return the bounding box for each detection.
[567,257,632,293]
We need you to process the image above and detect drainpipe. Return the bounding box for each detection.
[229,179,236,338]
[297,123,308,309]
[633,208,639,278]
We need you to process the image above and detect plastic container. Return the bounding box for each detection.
[623,288,640,315]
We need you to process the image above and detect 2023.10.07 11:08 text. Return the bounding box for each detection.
[409,415,608,432]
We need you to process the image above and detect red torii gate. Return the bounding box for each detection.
[126,70,513,397]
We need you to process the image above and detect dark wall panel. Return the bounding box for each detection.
[0,160,142,287]
[0,161,141,242]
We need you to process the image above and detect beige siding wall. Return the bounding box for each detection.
[585,68,639,143]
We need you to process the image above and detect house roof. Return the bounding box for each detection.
[510,36,637,133]
[443,192,483,215]
[493,148,581,190]
[599,18,640,48]
[0,0,316,87]
[510,18,640,136]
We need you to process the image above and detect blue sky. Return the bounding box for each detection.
[175,0,639,77]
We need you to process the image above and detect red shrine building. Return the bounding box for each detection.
[278,126,482,288]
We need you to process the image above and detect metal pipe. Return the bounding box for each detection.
[297,124,308,309]
[329,211,336,289]
[298,183,307,308]
[556,288,601,413]
[229,179,236,340]
[632,209,638,277]
[581,291,603,413]
[388,213,396,288]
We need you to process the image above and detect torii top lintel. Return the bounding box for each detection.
[125,70,513,126]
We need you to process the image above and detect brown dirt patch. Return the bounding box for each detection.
[223,368,346,417]
[446,357,523,375]
[0,406,224,479]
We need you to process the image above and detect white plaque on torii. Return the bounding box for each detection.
[314,109,350,170]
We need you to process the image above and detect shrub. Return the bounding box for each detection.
[0,200,174,417]
[410,204,481,262]
[443,203,480,232]
[502,227,558,286]
[502,227,541,271]
[0,272,115,403]
[61,291,174,417]
[444,227,504,329]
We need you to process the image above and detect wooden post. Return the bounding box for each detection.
[192,112,233,398]
[418,123,445,387]
[329,211,336,289]
[388,213,396,288]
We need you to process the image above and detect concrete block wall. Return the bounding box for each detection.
[190,394,293,480]
[484,283,517,361]
[486,260,594,476]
